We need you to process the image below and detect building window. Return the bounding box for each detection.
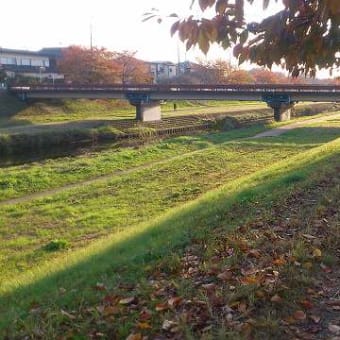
[21,58,31,66]
[1,57,16,65]
[31,59,44,67]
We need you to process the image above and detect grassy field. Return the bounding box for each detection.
[0,113,339,337]
[0,93,267,128]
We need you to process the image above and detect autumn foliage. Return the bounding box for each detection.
[58,46,152,84]
[164,0,340,77]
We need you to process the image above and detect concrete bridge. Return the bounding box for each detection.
[9,84,340,122]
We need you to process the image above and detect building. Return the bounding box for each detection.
[0,47,64,83]
[148,61,178,83]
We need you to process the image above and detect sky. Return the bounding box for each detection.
[2,0,283,62]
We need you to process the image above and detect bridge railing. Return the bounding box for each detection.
[9,83,340,94]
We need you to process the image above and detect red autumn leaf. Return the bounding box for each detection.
[299,299,314,309]
[168,296,183,307]
[293,310,306,320]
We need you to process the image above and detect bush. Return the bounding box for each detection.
[43,239,69,252]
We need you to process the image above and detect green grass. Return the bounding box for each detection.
[0,119,339,285]
[0,95,268,128]
[0,129,339,337]
[0,125,268,201]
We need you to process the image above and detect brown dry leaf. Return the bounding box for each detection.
[155,302,168,312]
[312,248,322,258]
[293,310,306,321]
[201,283,216,291]
[168,296,183,307]
[103,306,120,316]
[271,294,283,303]
[302,233,317,240]
[247,249,261,258]
[328,324,340,335]
[137,322,152,330]
[217,270,233,281]
[299,299,313,309]
[309,314,321,324]
[126,333,143,340]
[162,319,178,331]
[60,309,76,320]
[273,257,286,266]
[119,296,136,305]
[241,275,261,285]
[139,308,152,320]
[238,302,248,313]
[326,300,340,306]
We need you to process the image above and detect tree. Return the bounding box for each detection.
[58,46,119,84]
[114,51,152,84]
[160,0,340,77]
[250,68,284,84]
[189,58,234,84]
[226,70,255,83]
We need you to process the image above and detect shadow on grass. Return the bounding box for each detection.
[0,141,339,331]
[0,93,31,128]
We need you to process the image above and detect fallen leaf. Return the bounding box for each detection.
[217,270,233,281]
[119,297,136,305]
[273,257,286,266]
[137,322,152,330]
[162,320,178,331]
[103,306,120,316]
[293,310,306,321]
[328,324,340,335]
[271,294,283,303]
[299,299,313,309]
[320,263,333,273]
[168,296,183,307]
[312,248,322,258]
[126,333,143,340]
[139,308,152,320]
[60,309,76,320]
[326,300,340,306]
[247,249,261,258]
[201,283,216,291]
[155,302,168,312]
[309,314,321,324]
[302,234,317,240]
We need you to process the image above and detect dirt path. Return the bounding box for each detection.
[252,112,340,138]
[1,112,339,208]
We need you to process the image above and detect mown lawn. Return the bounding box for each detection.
[0,116,339,338]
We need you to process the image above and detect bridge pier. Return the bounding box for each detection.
[270,103,294,122]
[126,93,161,122]
[134,101,161,122]
[262,94,294,122]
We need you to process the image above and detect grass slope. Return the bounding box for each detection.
[0,134,339,337]
[1,120,339,283]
